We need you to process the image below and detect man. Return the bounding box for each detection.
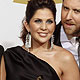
[54,0,80,67]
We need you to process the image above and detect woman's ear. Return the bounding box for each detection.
[23,21,30,32]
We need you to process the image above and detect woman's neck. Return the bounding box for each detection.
[23,39,50,54]
[30,41,50,52]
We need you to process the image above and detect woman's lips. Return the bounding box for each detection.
[38,32,48,37]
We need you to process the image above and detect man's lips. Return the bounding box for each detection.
[66,23,74,26]
[64,22,75,27]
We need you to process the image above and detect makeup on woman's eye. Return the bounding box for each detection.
[34,19,42,23]
[46,19,54,24]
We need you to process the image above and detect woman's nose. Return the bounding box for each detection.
[40,23,47,30]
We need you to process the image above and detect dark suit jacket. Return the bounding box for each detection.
[54,21,62,47]
[0,45,4,63]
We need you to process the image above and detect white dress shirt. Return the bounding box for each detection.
[60,26,79,66]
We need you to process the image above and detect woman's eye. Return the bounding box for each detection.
[34,19,42,23]
[46,20,53,24]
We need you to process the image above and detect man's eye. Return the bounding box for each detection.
[63,6,69,11]
[74,10,80,14]
[46,20,53,24]
[64,7,69,10]
[34,19,42,23]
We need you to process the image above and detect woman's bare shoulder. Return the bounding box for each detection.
[53,45,75,62]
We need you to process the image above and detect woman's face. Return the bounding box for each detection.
[26,8,55,44]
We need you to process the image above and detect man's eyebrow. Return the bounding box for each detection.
[62,4,68,8]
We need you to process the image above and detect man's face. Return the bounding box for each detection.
[61,0,80,39]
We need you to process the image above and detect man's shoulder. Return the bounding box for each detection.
[53,21,62,46]
[54,21,62,33]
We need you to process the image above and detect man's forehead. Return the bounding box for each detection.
[63,0,80,2]
[63,0,80,7]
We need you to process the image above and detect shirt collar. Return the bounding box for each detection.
[60,26,69,42]
[70,37,78,46]
[60,26,78,45]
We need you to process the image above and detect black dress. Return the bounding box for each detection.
[4,46,60,80]
[0,45,4,63]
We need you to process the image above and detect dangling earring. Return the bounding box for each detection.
[25,32,31,51]
[50,35,54,49]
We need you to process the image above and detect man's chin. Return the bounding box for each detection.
[72,34,80,37]
[72,31,80,37]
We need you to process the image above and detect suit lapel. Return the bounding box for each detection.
[54,21,62,47]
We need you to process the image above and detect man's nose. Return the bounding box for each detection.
[66,10,73,20]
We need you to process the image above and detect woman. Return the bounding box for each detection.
[1,0,79,80]
[0,45,4,79]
